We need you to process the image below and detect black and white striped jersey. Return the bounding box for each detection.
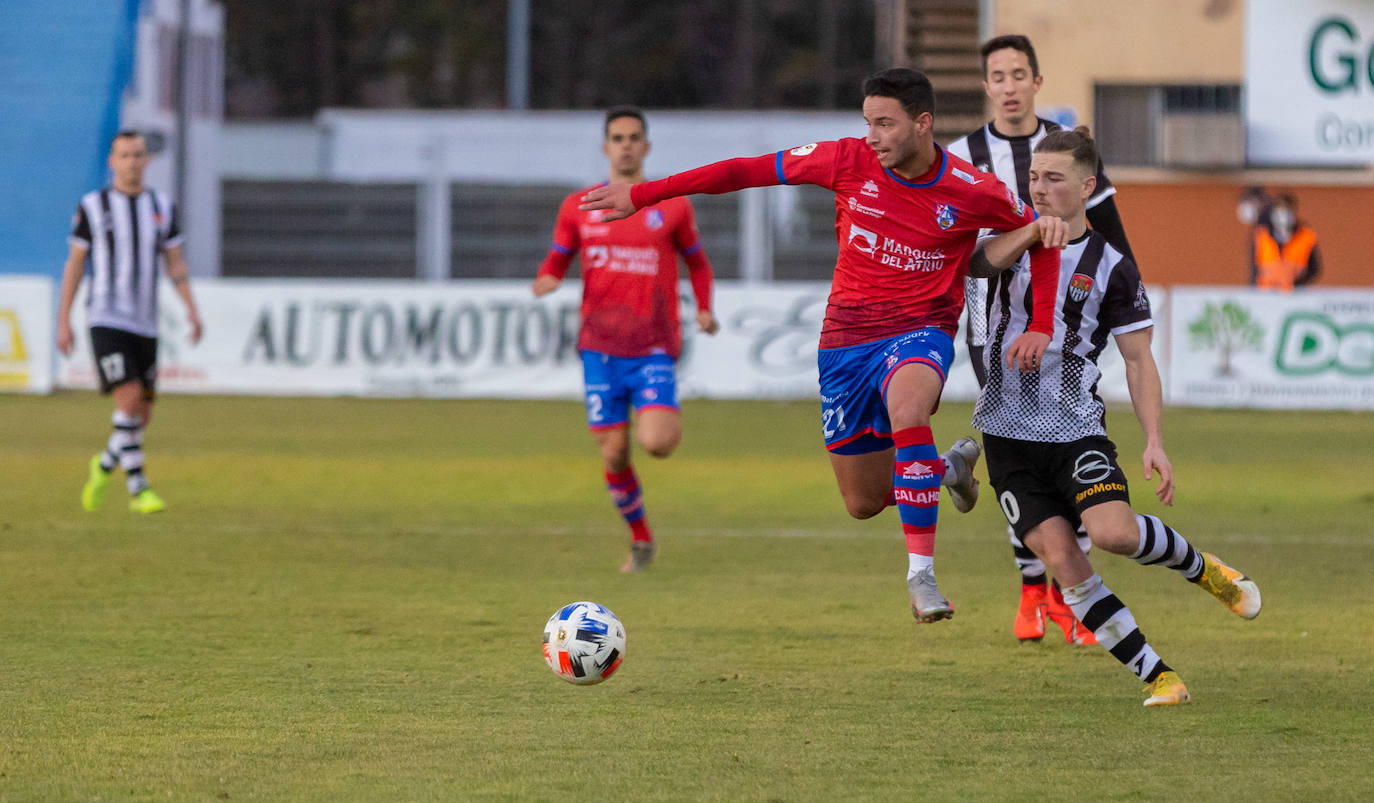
[972,230,1151,443]
[69,187,182,338]
[947,118,1115,347]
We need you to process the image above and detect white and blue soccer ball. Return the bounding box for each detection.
[542,601,626,685]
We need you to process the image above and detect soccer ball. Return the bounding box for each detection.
[542,601,626,685]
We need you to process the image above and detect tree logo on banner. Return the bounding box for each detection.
[1188,301,1264,378]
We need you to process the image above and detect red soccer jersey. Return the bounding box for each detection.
[538,186,713,359]
[630,139,1057,349]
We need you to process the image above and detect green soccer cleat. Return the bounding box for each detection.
[81,454,112,512]
[1142,670,1191,707]
[129,488,167,514]
[1197,552,1262,620]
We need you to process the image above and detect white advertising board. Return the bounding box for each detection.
[54,278,1177,406]
[0,276,54,393]
[57,280,828,400]
[1245,0,1374,165]
[1169,287,1374,409]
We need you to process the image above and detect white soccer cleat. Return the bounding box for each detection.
[908,569,954,623]
[941,436,981,514]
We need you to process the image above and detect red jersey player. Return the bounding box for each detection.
[533,106,719,574]
[582,70,1068,621]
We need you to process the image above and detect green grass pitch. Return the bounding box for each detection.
[2,393,1372,800]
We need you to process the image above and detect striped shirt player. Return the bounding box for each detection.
[973,230,1149,443]
[969,128,1261,706]
[57,130,202,515]
[947,117,1129,379]
[580,69,1065,623]
[533,106,719,575]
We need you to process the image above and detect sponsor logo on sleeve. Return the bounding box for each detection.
[790,143,818,156]
[1005,186,1026,216]
[1134,282,1150,311]
[952,167,981,185]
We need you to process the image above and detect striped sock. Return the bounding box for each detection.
[605,467,652,543]
[1132,514,1204,582]
[112,412,148,495]
[1009,526,1046,585]
[893,426,943,574]
[101,410,139,472]
[1062,573,1170,682]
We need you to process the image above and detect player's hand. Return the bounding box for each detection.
[1034,215,1070,249]
[56,320,74,356]
[1142,444,1174,506]
[187,312,203,346]
[532,274,561,297]
[1005,331,1049,373]
[696,310,720,335]
[579,184,636,221]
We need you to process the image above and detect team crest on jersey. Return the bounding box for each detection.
[934,203,958,230]
[1004,187,1025,216]
[1068,273,1094,303]
[645,209,664,230]
[790,142,818,156]
[977,162,992,174]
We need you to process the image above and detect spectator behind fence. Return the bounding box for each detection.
[1250,191,1321,292]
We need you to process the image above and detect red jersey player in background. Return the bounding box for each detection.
[533,106,719,574]
[583,70,1068,621]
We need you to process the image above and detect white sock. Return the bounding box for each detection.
[907,553,934,579]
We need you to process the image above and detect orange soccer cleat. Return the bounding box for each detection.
[1013,583,1047,642]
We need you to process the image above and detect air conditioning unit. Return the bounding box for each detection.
[1158,113,1245,168]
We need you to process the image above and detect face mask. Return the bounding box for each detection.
[1271,208,1295,240]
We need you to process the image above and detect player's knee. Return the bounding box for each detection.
[638,430,680,459]
[843,494,886,520]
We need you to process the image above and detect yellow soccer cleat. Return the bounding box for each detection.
[81,455,112,512]
[1197,552,1262,620]
[1142,670,1191,707]
[128,488,167,514]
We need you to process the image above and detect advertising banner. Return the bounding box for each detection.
[1245,0,1374,165]
[0,276,54,393]
[1169,287,1374,409]
[54,278,1175,404]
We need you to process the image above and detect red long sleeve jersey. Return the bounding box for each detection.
[630,139,1058,349]
[538,187,713,359]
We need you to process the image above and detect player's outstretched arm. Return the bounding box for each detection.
[969,216,1068,278]
[580,183,637,221]
[1117,327,1173,505]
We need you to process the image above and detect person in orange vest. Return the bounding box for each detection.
[1251,192,1321,291]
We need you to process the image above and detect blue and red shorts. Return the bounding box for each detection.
[581,350,679,430]
[817,328,954,455]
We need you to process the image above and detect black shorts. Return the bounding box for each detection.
[90,326,158,397]
[983,433,1131,539]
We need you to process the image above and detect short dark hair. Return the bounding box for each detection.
[981,34,1040,78]
[110,129,144,150]
[1035,125,1097,172]
[861,68,935,119]
[603,106,647,138]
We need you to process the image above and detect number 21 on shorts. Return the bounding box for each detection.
[100,352,126,382]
